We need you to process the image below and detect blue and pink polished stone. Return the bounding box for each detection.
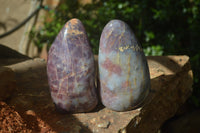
[99,20,150,111]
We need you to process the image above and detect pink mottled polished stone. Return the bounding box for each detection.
[99,20,150,111]
[47,18,98,113]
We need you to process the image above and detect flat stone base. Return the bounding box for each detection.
[0,55,193,133]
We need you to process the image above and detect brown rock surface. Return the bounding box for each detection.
[123,56,193,133]
[0,55,193,133]
[0,67,16,101]
[161,109,200,133]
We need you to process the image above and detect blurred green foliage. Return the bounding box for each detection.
[30,0,200,107]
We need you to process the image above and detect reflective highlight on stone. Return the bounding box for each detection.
[47,18,98,113]
[99,20,150,111]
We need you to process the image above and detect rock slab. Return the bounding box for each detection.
[0,67,16,101]
[0,55,193,133]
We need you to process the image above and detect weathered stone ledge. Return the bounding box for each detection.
[0,55,193,133]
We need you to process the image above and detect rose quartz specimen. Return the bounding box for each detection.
[47,18,98,113]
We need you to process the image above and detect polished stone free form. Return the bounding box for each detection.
[99,20,150,111]
[47,18,98,113]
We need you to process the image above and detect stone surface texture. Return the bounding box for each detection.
[0,54,192,132]
[162,109,200,133]
[0,67,16,101]
[99,20,150,111]
[47,18,98,113]
[124,55,193,133]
